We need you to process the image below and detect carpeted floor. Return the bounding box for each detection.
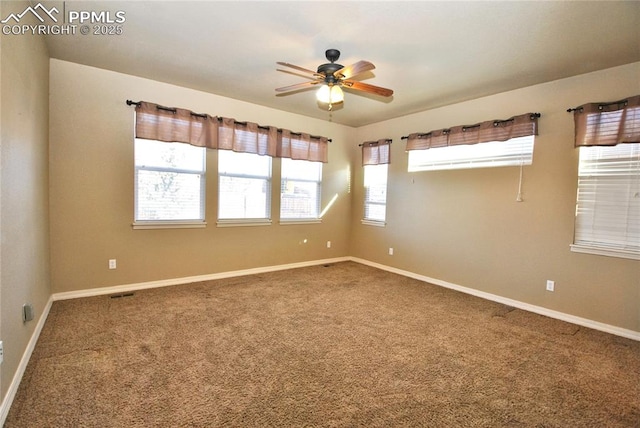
[5,261,640,427]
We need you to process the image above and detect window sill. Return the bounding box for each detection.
[361,219,386,227]
[570,244,640,261]
[217,219,272,228]
[132,221,207,230]
[280,219,322,225]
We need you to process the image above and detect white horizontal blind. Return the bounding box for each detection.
[218,150,272,220]
[135,139,205,221]
[408,135,534,172]
[574,143,640,256]
[280,158,322,219]
[364,164,388,222]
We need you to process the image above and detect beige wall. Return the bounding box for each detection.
[49,59,356,293]
[350,62,640,332]
[0,1,51,402]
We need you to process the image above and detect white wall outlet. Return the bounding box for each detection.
[389,247,394,256]
[327,241,331,248]
[546,280,555,292]
[109,259,117,269]
[0,341,3,364]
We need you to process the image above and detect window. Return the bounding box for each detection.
[572,143,640,259]
[134,139,206,226]
[364,164,388,223]
[218,150,271,223]
[280,158,322,221]
[408,135,534,172]
[405,112,539,172]
[570,94,639,259]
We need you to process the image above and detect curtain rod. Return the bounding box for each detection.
[358,139,393,147]
[567,98,629,113]
[400,112,542,140]
[126,100,332,142]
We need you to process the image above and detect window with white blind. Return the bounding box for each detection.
[218,150,272,224]
[134,139,206,228]
[363,164,388,224]
[408,135,534,172]
[572,143,640,259]
[280,158,322,221]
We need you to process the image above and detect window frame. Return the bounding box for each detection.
[280,158,323,224]
[133,138,207,229]
[217,150,272,227]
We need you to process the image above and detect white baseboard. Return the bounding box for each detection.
[0,295,54,427]
[52,257,351,301]
[350,257,640,342]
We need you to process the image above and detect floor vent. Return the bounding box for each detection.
[110,292,135,299]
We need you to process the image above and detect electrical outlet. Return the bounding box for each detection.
[0,341,3,364]
[389,247,394,256]
[327,241,331,248]
[109,259,117,270]
[546,280,555,292]
[23,303,34,323]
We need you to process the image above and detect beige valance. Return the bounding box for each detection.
[571,95,640,147]
[133,101,329,162]
[361,139,391,166]
[406,113,539,151]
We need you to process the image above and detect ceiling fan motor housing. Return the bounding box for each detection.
[317,63,343,81]
[317,49,343,83]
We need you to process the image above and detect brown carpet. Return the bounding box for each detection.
[5,261,640,427]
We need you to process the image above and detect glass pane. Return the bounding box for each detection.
[365,183,387,204]
[219,150,271,176]
[365,203,386,222]
[575,143,640,251]
[281,180,319,218]
[136,170,203,221]
[364,164,387,221]
[579,144,640,176]
[219,176,270,219]
[364,164,388,186]
[135,139,205,172]
[282,158,322,181]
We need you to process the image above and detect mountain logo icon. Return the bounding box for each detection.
[1,3,59,24]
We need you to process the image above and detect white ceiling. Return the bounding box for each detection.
[39,1,640,127]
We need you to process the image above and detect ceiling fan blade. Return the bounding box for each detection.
[342,80,394,97]
[275,81,320,93]
[276,62,323,78]
[277,69,320,81]
[334,60,375,80]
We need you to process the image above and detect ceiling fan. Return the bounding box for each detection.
[275,49,394,110]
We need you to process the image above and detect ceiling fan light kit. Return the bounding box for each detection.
[276,49,393,111]
[316,84,344,105]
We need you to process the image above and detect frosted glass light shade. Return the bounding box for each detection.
[316,85,344,104]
